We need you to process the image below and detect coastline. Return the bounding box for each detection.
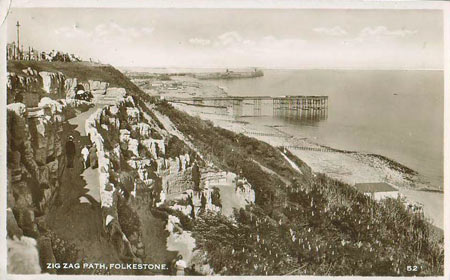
[124,71,443,231]
[170,102,444,230]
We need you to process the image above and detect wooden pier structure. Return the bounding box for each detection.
[272,96,328,111]
[165,95,328,117]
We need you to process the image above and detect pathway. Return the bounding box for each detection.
[46,105,123,274]
[52,103,177,275]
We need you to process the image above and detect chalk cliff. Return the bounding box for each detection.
[7,66,115,106]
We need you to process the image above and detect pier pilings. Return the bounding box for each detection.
[166,95,328,119]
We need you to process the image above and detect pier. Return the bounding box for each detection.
[165,95,328,118]
[272,96,328,111]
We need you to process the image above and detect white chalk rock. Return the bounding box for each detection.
[126,107,140,124]
[105,215,114,226]
[7,103,27,117]
[38,97,64,114]
[39,71,66,95]
[106,87,126,98]
[109,105,119,116]
[89,80,109,95]
[128,139,139,157]
[7,236,41,274]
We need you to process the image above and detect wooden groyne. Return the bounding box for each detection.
[282,145,336,153]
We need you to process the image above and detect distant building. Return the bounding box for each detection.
[6,43,16,60]
[354,182,399,201]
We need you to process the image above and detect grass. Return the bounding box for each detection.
[7,61,144,96]
[154,101,444,276]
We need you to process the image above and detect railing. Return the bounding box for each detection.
[165,95,328,102]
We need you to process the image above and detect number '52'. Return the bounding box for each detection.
[407,266,419,272]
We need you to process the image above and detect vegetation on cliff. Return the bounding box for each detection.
[155,101,443,276]
[7,60,443,276]
[7,61,147,275]
[8,61,143,95]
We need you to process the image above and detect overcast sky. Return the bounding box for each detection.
[6,8,443,69]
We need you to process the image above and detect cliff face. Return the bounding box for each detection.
[6,94,95,274]
[79,87,258,272]
[7,62,345,276]
[7,99,69,236]
[83,95,197,263]
[7,66,115,107]
[6,63,133,274]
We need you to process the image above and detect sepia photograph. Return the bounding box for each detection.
[1,0,448,278]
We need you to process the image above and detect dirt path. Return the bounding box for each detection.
[252,159,291,186]
[68,105,102,136]
[46,105,123,274]
[137,205,177,275]
[46,104,177,275]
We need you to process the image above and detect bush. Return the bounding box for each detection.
[117,203,141,238]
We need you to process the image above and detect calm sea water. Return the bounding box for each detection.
[205,69,444,189]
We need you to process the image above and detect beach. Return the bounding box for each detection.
[170,102,444,230]
[125,68,444,231]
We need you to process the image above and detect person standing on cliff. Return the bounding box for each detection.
[186,193,195,219]
[174,255,187,276]
[192,160,200,192]
[81,145,90,169]
[65,136,76,168]
[89,143,98,169]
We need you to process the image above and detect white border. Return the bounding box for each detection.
[5,0,447,9]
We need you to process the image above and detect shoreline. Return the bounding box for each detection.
[170,102,444,230]
[124,71,443,230]
[266,124,422,179]
[172,102,431,188]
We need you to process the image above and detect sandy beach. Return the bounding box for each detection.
[125,69,443,231]
[170,103,444,230]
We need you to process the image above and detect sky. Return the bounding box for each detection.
[6,8,444,69]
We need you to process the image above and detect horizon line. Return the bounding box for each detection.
[115,65,444,72]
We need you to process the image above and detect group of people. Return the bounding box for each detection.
[41,50,82,62]
[6,43,82,62]
[169,255,201,276]
[184,185,210,221]
[81,143,98,170]
[75,89,93,101]
[65,135,98,170]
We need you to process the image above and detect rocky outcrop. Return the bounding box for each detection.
[7,70,43,105]
[7,236,42,274]
[7,97,73,247]
[84,96,138,261]
[64,78,78,100]
[7,64,164,274]
[89,80,109,95]
[7,67,117,107]
[9,65,254,274]
[39,71,66,96]
[84,90,211,265]
[8,68,70,106]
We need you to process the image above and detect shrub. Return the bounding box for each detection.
[117,203,141,238]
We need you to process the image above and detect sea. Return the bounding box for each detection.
[200,69,444,190]
[127,67,444,229]
[125,67,444,189]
